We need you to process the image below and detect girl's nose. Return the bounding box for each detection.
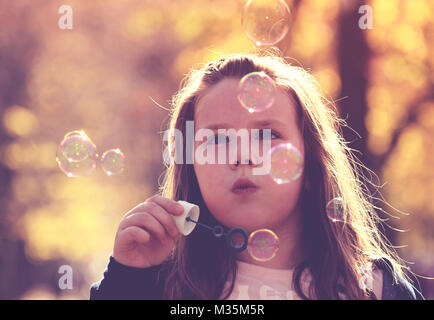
[229,159,254,170]
[227,133,261,170]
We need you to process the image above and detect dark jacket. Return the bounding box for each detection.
[89,255,424,300]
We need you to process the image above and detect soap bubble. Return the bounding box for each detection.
[59,130,97,162]
[56,130,98,178]
[56,148,97,178]
[100,148,125,176]
[237,72,276,113]
[268,142,303,184]
[326,197,345,222]
[242,0,291,47]
[247,228,279,262]
[64,130,86,139]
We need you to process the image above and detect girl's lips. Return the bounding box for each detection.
[231,186,258,195]
[231,177,258,190]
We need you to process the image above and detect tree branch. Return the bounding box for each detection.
[375,84,434,169]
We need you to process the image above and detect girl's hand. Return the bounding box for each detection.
[113,195,185,268]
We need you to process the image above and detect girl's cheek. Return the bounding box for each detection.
[197,164,223,185]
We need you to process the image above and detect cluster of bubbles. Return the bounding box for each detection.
[235,1,294,262]
[56,1,293,264]
[56,130,125,178]
[239,196,346,261]
[243,197,345,261]
[242,0,292,47]
[235,196,345,263]
[242,197,346,261]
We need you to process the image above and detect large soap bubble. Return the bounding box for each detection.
[56,130,98,178]
[242,0,292,47]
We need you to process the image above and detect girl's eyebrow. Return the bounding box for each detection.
[249,119,288,128]
[203,119,288,130]
[203,123,231,130]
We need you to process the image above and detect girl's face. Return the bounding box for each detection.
[193,77,305,233]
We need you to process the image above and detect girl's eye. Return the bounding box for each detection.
[254,129,280,140]
[206,134,230,145]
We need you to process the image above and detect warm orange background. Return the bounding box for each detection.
[0,0,432,299]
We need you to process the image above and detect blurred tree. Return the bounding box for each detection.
[0,2,42,299]
[335,1,400,247]
[337,0,370,168]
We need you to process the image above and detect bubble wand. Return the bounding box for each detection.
[185,216,249,252]
[175,201,279,261]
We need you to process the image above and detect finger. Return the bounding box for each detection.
[122,196,184,220]
[147,194,185,216]
[144,201,180,238]
[122,201,148,219]
[119,212,168,244]
[120,226,151,245]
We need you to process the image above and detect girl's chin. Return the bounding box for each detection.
[226,207,265,218]
[229,194,263,205]
[223,213,269,228]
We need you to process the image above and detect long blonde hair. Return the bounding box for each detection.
[159,51,409,299]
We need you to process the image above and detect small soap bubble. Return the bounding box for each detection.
[269,142,303,184]
[247,228,279,262]
[242,0,291,47]
[101,148,125,176]
[326,197,345,222]
[59,130,97,162]
[237,72,276,113]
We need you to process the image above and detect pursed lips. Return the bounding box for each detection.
[231,177,259,195]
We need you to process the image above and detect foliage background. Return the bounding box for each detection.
[0,0,433,299]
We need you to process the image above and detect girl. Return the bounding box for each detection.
[90,52,423,300]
